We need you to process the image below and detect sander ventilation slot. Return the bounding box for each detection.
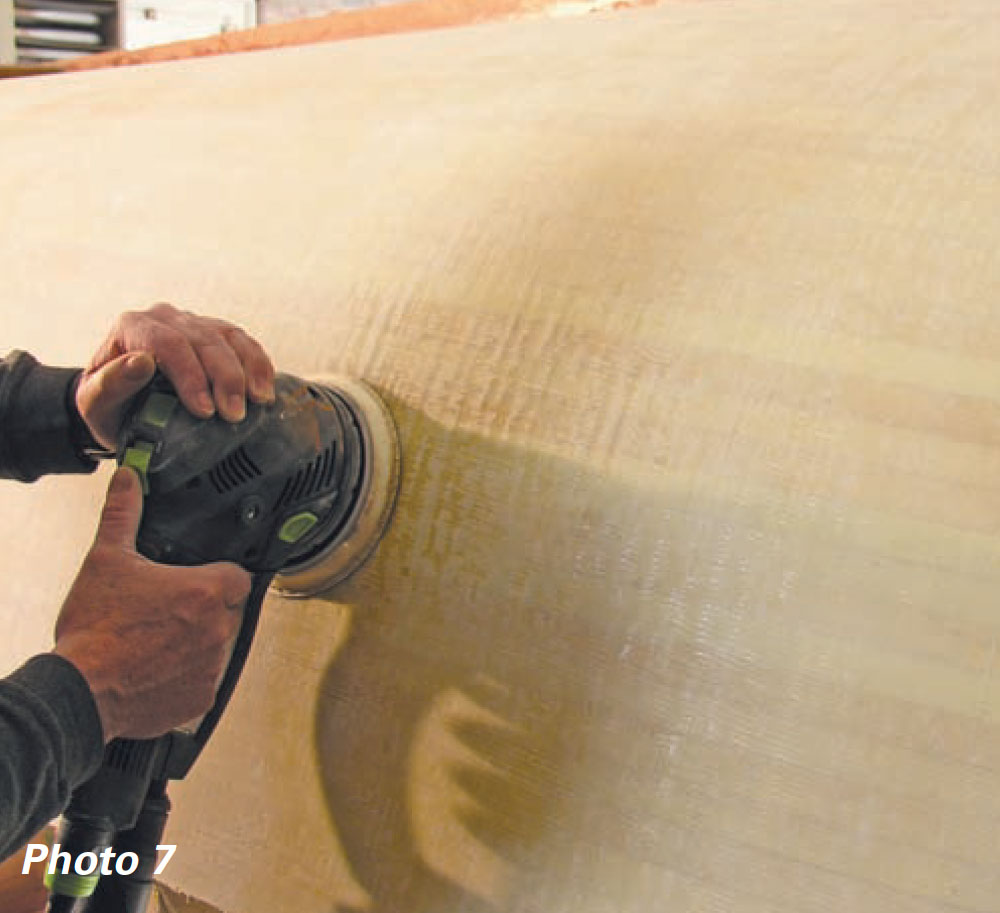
[208,446,262,493]
[275,442,338,509]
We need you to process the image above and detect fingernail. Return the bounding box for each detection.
[110,467,136,493]
[228,395,246,421]
[125,353,154,380]
[196,392,215,416]
[252,379,275,403]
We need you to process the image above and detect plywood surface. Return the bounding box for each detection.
[1,1,999,911]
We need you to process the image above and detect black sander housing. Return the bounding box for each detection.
[122,372,368,573]
[46,371,400,912]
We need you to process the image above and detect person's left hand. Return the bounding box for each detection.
[75,303,277,450]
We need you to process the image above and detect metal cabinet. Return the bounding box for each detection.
[4,0,117,64]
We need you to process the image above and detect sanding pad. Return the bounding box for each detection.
[272,376,401,597]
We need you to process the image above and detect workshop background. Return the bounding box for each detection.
[1,0,999,912]
[3,0,413,63]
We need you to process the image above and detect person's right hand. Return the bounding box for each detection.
[53,466,250,742]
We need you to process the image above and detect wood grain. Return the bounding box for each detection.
[0,1,998,911]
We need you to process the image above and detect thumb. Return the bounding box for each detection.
[95,467,143,550]
[76,352,157,450]
[86,351,156,410]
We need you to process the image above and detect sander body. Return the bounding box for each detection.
[45,371,400,912]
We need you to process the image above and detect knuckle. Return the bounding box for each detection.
[249,340,274,371]
[89,367,114,397]
[218,563,251,599]
[200,343,243,377]
[149,322,186,349]
[198,577,225,605]
[86,545,123,578]
[211,317,239,333]
[148,301,177,317]
[204,334,239,357]
[200,338,236,360]
[220,323,249,344]
[180,580,216,612]
[85,543,115,569]
[178,309,213,333]
[203,567,231,594]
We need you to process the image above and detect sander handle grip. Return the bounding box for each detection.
[81,781,170,913]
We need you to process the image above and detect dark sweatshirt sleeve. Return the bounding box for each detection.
[0,654,105,862]
[0,353,108,862]
[0,350,101,482]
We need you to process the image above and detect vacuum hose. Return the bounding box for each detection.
[46,782,169,913]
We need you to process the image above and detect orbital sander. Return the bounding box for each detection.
[45,371,400,912]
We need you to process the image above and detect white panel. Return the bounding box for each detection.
[123,0,255,50]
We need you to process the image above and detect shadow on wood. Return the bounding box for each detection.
[312,402,690,912]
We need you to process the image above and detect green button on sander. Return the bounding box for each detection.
[122,441,154,494]
[278,511,319,544]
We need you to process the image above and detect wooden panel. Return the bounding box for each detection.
[1,1,998,911]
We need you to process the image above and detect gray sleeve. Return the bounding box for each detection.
[0,350,101,482]
[0,653,105,862]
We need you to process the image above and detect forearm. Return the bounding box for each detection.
[0,350,102,482]
[0,654,105,863]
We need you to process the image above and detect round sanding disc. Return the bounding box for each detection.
[272,376,401,597]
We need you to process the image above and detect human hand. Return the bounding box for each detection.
[75,303,276,450]
[53,467,251,741]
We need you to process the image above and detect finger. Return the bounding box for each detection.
[85,313,130,373]
[140,323,215,419]
[208,562,253,608]
[222,329,276,403]
[95,467,143,551]
[195,338,247,422]
[74,352,156,449]
[86,304,178,372]
[83,351,156,411]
